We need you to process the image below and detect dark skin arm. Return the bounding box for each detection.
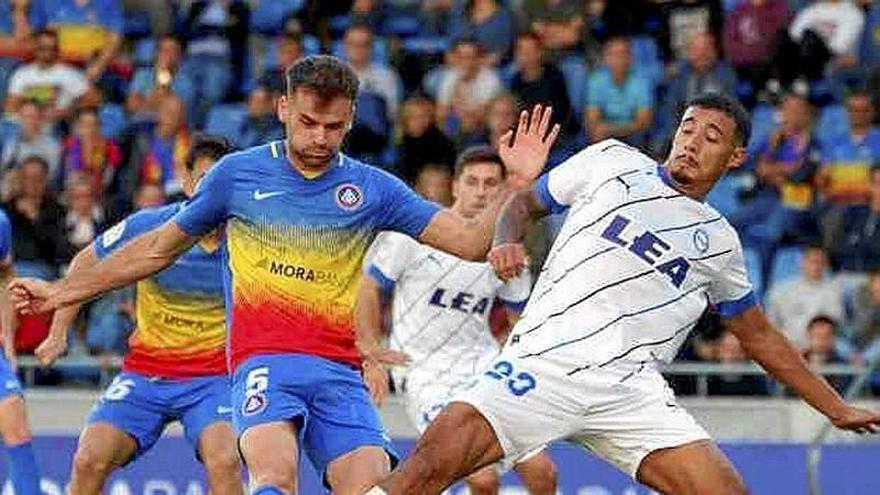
[726,306,880,433]
[489,189,549,280]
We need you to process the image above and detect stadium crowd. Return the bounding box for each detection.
[1,0,880,395]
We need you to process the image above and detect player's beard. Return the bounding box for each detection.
[290,143,337,171]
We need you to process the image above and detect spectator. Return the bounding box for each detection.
[120,0,174,37]
[851,271,880,353]
[766,244,844,347]
[437,37,502,129]
[2,155,64,279]
[449,0,517,64]
[60,108,122,203]
[585,36,653,146]
[723,0,793,96]
[0,0,42,97]
[486,92,518,149]
[395,96,455,183]
[126,35,196,123]
[34,0,125,100]
[731,93,821,284]
[787,0,864,79]
[180,0,249,127]
[238,86,284,149]
[802,315,851,393]
[827,167,880,272]
[132,95,190,200]
[521,0,584,57]
[707,330,768,396]
[350,0,382,30]
[343,24,402,120]
[654,32,736,153]
[818,91,880,242]
[1,100,61,178]
[260,31,303,97]
[132,182,165,210]
[4,29,88,124]
[652,0,724,62]
[412,162,453,206]
[61,175,104,263]
[510,32,572,137]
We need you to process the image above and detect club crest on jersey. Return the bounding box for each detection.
[693,228,710,254]
[242,392,267,416]
[336,183,363,211]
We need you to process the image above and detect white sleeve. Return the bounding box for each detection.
[6,68,25,96]
[828,6,864,55]
[437,71,456,106]
[533,139,646,213]
[708,233,757,319]
[365,231,417,291]
[497,269,532,312]
[788,7,811,41]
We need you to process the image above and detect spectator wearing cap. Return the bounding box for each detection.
[827,167,880,272]
[449,0,517,65]
[766,244,844,348]
[5,29,88,125]
[585,36,653,146]
[126,36,196,123]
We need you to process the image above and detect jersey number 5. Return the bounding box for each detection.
[484,360,537,396]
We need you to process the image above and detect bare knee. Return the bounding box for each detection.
[203,446,241,480]
[0,396,32,446]
[516,454,557,495]
[72,446,117,478]
[466,468,499,495]
[1,421,32,446]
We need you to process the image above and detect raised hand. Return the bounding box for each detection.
[488,243,529,281]
[498,104,562,190]
[8,278,59,315]
[362,348,410,406]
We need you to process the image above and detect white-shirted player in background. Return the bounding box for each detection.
[367,93,880,495]
[357,146,557,495]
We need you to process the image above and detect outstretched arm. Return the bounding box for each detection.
[727,306,880,433]
[419,104,560,260]
[10,221,198,315]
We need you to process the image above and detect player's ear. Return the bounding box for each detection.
[726,146,747,171]
[277,95,289,123]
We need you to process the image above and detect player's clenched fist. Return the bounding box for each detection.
[488,243,528,281]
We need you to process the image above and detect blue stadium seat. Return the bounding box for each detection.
[204,104,247,144]
[380,13,421,37]
[133,38,156,67]
[768,246,804,289]
[0,118,20,143]
[743,247,764,301]
[706,173,745,218]
[401,36,450,56]
[817,104,850,147]
[630,36,662,88]
[124,10,152,38]
[99,104,128,140]
[250,0,304,35]
[354,91,390,139]
[329,15,353,38]
[559,57,588,124]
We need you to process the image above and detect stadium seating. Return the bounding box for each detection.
[99,104,128,140]
[204,103,248,144]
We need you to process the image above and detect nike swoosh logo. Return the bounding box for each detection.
[253,190,285,201]
[216,406,233,414]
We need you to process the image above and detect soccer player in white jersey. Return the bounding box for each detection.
[367,93,880,495]
[357,146,557,495]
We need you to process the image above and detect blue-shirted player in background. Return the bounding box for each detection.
[35,134,243,495]
[9,55,559,494]
[0,206,40,494]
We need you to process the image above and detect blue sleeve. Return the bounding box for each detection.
[172,156,235,236]
[379,171,440,238]
[586,72,602,109]
[367,264,395,293]
[0,211,11,262]
[99,0,123,34]
[534,173,567,214]
[93,206,174,259]
[715,291,757,319]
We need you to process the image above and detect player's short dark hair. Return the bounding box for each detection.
[186,133,232,172]
[807,314,837,332]
[454,145,505,179]
[686,93,751,147]
[285,55,359,102]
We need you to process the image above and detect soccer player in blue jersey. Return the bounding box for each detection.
[9,55,559,494]
[0,207,40,495]
[35,134,243,495]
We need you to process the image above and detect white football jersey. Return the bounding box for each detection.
[509,139,755,375]
[367,231,532,391]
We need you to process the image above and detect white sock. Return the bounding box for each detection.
[364,488,388,495]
